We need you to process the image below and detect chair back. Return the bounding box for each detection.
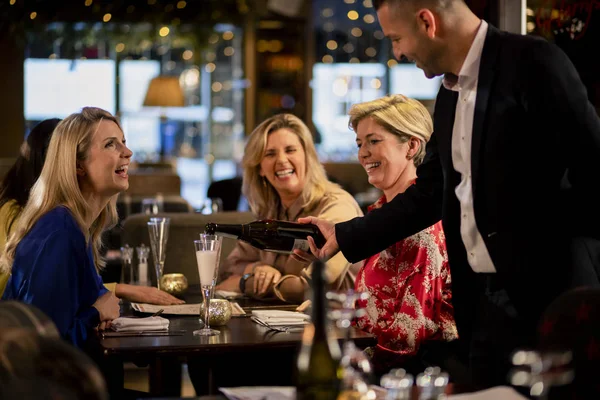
[117,193,193,219]
[121,211,255,286]
[537,287,600,398]
[207,177,243,211]
[126,172,181,196]
[0,301,59,338]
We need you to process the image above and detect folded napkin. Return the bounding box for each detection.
[251,310,310,326]
[220,386,295,400]
[448,386,528,399]
[110,316,170,332]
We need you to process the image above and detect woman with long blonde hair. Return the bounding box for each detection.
[215,113,363,303]
[1,107,129,347]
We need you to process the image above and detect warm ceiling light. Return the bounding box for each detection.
[159,26,170,36]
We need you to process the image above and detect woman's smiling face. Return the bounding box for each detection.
[259,128,306,205]
[355,116,412,196]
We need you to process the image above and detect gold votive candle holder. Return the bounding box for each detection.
[199,299,232,326]
[160,273,188,296]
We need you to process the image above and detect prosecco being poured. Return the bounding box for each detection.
[204,219,326,254]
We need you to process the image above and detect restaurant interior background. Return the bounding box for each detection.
[0,0,597,210]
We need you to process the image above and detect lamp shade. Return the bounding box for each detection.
[143,76,185,107]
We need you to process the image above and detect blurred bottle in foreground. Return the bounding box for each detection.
[509,349,573,400]
[296,259,341,400]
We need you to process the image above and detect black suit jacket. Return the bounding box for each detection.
[336,25,600,344]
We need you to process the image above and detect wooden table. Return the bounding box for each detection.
[95,299,376,397]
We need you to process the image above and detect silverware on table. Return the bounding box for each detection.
[150,309,165,317]
[250,316,305,333]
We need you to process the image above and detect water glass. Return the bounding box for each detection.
[193,234,223,336]
[141,198,160,215]
[147,217,170,289]
[200,197,224,215]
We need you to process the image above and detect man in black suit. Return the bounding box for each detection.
[299,0,600,388]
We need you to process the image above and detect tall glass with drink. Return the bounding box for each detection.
[193,234,222,336]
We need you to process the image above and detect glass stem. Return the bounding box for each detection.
[202,286,213,330]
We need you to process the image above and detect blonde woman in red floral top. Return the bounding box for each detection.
[348,95,457,374]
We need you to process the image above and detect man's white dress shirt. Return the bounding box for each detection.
[442,20,497,273]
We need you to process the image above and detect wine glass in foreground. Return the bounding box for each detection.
[193,234,222,336]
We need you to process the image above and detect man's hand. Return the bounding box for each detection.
[297,216,339,261]
[115,284,185,305]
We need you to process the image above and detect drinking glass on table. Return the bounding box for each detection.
[193,234,223,336]
[141,197,160,215]
[199,197,223,215]
[148,217,170,289]
[328,289,374,397]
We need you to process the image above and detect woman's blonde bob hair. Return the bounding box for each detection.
[348,94,433,166]
[242,113,338,218]
[0,107,121,274]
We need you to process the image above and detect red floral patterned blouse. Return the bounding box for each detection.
[354,195,458,367]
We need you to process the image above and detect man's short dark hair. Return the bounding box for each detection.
[372,0,458,11]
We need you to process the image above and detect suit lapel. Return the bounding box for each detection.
[471,25,500,196]
[434,87,458,165]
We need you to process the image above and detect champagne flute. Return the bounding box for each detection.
[147,217,170,289]
[193,234,222,336]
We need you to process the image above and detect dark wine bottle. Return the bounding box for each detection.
[204,219,326,254]
[295,259,341,400]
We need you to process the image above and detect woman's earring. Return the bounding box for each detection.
[406,152,413,160]
[262,177,267,187]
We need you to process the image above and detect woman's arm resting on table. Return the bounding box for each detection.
[114,284,185,305]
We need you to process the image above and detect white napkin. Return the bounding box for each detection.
[251,310,310,326]
[448,386,528,399]
[110,316,170,332]
[220,386,295,400]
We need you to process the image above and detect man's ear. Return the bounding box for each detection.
[76,163,86,177]
[417,9,437,39]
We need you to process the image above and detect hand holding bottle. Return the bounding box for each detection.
[291,248,317,266]
[297,216,339,261]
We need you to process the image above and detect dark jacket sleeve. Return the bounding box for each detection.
[336,129,445,263]
[527,40,600,238]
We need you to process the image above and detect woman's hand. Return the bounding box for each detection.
[115,284,185,305]
[253,265,281,296]
[93,291,121,321]
[215,275,242,292]
[297,217,339,261]
[97,320,112,331]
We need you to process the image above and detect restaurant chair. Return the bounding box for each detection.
[126,171,182,196]
[207,177,243,211]
[0,301,59,338]
[537,287,600,398]
[116,193,194,218]
[121,211,254,287]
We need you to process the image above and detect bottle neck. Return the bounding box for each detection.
[310,261,329,337]
[209,223,244,239]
